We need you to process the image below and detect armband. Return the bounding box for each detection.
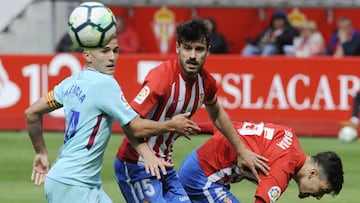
[45,90,62,110]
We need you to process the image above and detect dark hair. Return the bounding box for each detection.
[312,151,344,196]
[204,17,217,33]
[176,19,211,47]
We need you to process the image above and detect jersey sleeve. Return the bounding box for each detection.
[255,166,290,203]
[202,69,218,106]
[53,79,66,105]
[95,77,137,126]
[131,68,168,117]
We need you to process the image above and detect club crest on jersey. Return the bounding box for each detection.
[119,92,130,109]
[135,86,150,104]
[268,186,281,203]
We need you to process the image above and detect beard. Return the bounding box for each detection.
[298,193,310,199]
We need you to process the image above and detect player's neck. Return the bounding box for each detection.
[293,156,311,183]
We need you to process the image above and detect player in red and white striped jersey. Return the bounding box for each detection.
[178,121,344,203]
[114,19,269,203]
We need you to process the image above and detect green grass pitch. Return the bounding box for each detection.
[0,131,359,203]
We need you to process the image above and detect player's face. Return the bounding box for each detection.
[297,174,331,200]
[84,38,119,75]
[176,39,210,80]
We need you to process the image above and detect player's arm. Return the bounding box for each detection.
[126,112,200,138]
[122,126,174,179]
[205,99,270,180]
[24,90,62,185]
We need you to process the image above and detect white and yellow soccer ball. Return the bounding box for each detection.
[338,126,358,142]
[67,2,116,48]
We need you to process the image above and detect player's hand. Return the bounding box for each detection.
[236,149,270,182]
[143,152,174,179]
[31,153,50,186]
[170,112,201,139]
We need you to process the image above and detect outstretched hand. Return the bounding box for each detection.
[236,149,270,182]
[143,153,174,179]
[170,112,201,139]
[31,153,50,185]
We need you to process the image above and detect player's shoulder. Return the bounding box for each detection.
[265,122,294,133]
[199,68,216,84]
[148,59,177,76]
[76,70,120,96]
[145,59,178,88]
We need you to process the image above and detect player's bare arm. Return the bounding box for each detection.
[123,112,200,179]
[126,112,200,138]
[24,91,62,185]
[123,129,173,180]
[205,100,270,180]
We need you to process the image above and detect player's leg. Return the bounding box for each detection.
[261,44,279,55]
[178,151,240,203]
[178,150,211,202]
[352,91,360,120]
[114,157,166,203]
[341,91,360,129]
[241,44,261,56]
[44,177,112,203]
[162,168,191,203]
[202,181,240,203]
[98,186,113,203]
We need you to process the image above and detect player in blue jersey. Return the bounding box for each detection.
[24,36,200,203]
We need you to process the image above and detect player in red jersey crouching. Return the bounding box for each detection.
[178,121,344,203]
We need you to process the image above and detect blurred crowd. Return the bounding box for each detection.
[240,9,360,58]
[56,8,360,58]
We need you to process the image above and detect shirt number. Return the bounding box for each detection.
[64,110,79,144]
[133,179,155,199]
[237,122,264,136]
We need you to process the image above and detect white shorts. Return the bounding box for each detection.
[44,177,112,203]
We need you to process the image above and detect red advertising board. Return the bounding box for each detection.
[0,54,358,136]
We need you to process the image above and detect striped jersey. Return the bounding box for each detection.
[196,121,307,203]
[116,58,217,163]
[47,68,137,187]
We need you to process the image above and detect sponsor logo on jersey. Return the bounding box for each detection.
[172,98,184,104]
[179,195,190,201]
[276,130,293,150]
[143,200,149,203]
[135,86,150,104]
[199,93,204,104]
[264,127,275,140]
[224,197,233,203]
[119,92,130,109]
[268,186,281,203]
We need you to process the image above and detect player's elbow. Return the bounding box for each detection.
[127,117,150,138]
[24,107,40,124]
[130,128,148,138]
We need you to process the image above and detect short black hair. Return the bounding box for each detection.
[176,19,211,47]
[312,151,344,196]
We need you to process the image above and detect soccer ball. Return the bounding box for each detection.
[67,2,116,48]
[338,126,358,142]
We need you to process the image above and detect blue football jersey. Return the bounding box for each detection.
[47,68,137,187]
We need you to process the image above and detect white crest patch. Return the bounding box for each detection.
[134,85,150,104]
[268,186,281,203]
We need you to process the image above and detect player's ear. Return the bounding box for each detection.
[82,50,92,63]
[308,168,319,178]
[176,42,180,54]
